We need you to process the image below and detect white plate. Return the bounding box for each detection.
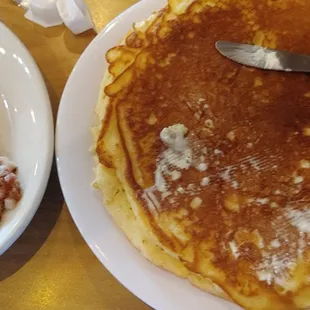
[56,1,240,309]
[0,23,53,254]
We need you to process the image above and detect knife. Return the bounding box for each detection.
[215,40,310,73]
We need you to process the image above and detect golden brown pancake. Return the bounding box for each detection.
[93,1,310,309]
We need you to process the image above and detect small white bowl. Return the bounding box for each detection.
[0,23,53,254]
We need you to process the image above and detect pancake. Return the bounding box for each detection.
[93,0,310,309]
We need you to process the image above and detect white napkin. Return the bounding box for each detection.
[14,0,94,34]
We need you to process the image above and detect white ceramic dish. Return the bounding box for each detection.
[56,1,240,309]
[0,23,53,254]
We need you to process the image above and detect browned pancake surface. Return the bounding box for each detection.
[98,1,310,308]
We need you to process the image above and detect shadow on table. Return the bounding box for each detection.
[0,163,63,280]
[63,28,96,55]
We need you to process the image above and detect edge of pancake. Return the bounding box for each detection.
[91,5,231,303]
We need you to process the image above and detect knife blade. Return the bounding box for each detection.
[215,40,310,73]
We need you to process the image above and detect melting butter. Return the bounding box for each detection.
[155,124,192,193]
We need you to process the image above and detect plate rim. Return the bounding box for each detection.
[0,22,54,254]
[56,1,171,307]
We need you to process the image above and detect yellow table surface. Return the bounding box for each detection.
[0,0,149,309]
